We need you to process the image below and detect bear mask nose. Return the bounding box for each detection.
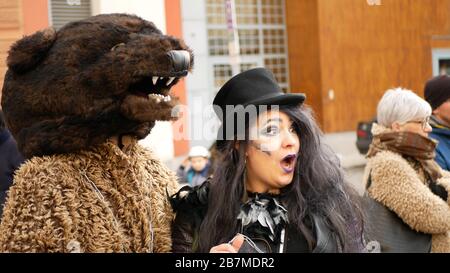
[167,50,191,75]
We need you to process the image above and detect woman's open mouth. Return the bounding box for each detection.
[280,154,297,174]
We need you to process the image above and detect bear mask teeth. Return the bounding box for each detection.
[128,75,179,98]
[166,77,175,86]
[148,93,171,103]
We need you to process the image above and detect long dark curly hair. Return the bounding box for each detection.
[197,105,364,252]
[0,110,5,130]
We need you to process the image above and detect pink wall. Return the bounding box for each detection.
[22,0,49,35]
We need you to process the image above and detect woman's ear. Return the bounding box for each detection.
[433,108,440,116]
[391,121,402,131]
[7,27,56,74]
[234,141,249,157]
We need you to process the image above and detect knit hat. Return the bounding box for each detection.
[424,75,450,110]
[188,146,210,158]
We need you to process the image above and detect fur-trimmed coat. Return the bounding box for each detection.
[364,124,450,253]
[0,140,178,253]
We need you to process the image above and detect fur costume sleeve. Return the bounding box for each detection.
[368,151,450,234]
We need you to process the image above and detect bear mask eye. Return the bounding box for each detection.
[111,43,126,51]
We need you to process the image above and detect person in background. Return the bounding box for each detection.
[0,110,25,219]
[364,88,450,253]
[177,146,211,187]
[425,75,450,171]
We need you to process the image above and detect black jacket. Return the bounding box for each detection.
[0,129,24,219]
[170,182,345,253]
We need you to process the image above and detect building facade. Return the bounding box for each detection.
[286,0,450,132]
[1,0,450,159]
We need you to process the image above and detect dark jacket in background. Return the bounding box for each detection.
[0,129,25,219]
[429,116,450,171]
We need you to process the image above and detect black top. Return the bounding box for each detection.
[169,181,341,253]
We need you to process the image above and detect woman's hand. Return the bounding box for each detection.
[181,157,190,168]
[209,234,245,253]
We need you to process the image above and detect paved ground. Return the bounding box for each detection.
[322,131,367,195]
[344,166,366,195]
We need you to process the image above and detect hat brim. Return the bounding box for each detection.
[215,92,306,150]
[245,93,306,107]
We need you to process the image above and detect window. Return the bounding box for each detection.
[264,57,287,86]
[206,0,227,24]
[213,63,259,89]
[261,0,284,25]
[235,0,258,25]
[240,63,258,72]
[439,59,450,75]
[263,29,285,54]
[213,64,233,87]
[207,0,258,25]
[207,0,289,91]
[238,29,260,55]
[432,49,450,76]
[208,29,229,55]
[208,29,260,56]
[49,0,92,30]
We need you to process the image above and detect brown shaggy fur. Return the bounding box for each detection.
[0,14,193,252]
[1,14,193,158]
[364,124,450,252]
[0,140,178,252]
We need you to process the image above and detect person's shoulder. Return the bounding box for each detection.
[368,150,416,176]
[17,154,65,171]
[13,154,79,187]
[0,130,14,149]
[0,137,21,158]
[368,150,405,165]
[6,155,78,209]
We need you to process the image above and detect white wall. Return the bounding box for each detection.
[139,121,175,162]
[181,0,215,148]
[91,0,166,32]
[91,0,175,161]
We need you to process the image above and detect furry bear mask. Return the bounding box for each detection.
[1,14,194,158]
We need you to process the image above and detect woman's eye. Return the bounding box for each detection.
[289,126,296,133]
[263,126,279,136]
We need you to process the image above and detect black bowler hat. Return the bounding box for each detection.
[213,67,306,147]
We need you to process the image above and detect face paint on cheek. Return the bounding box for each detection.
[250,141,271,156]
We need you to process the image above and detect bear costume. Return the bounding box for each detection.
[0,14,193,252]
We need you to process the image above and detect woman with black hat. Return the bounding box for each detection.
[170,68,365,253]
